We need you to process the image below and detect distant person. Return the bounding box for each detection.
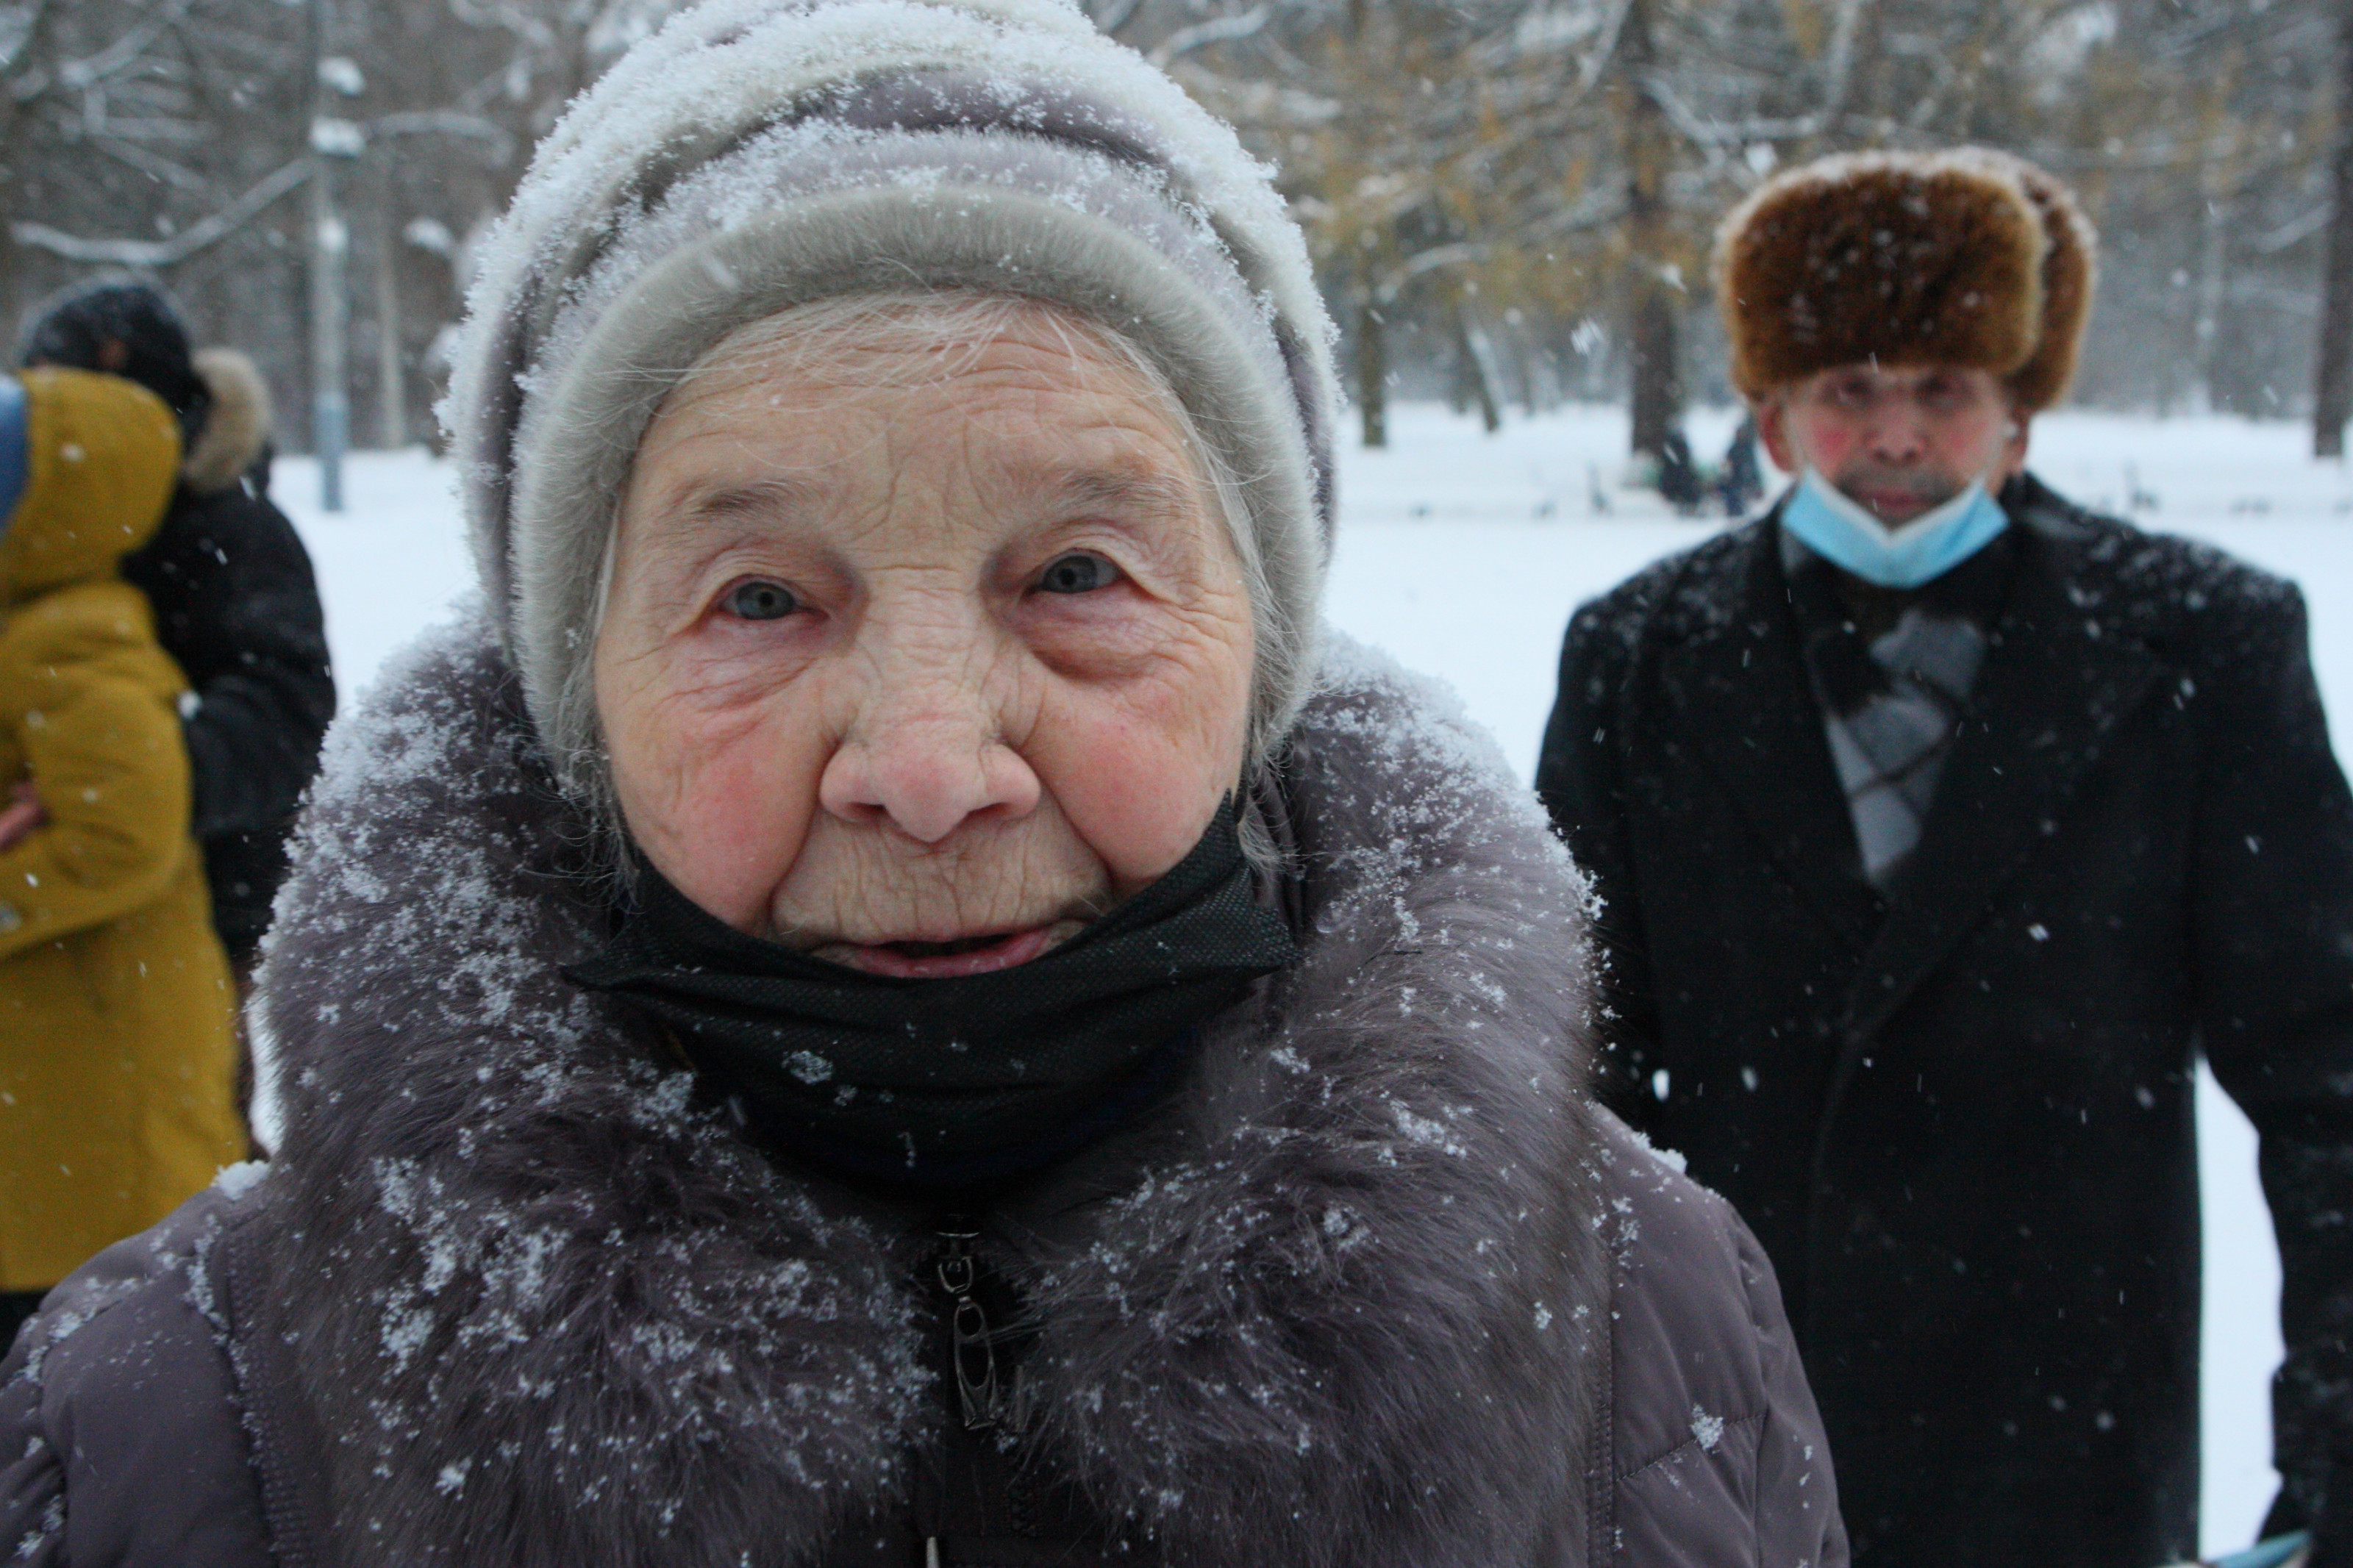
[19,282,333,973]
[1718,412,1763,515]
[1538,148,2353,1567]
[1654,424,1704,512]
[0,366,246,1342]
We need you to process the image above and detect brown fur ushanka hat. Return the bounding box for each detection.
[1988,151,2099,411]
[1713,148,2096,410]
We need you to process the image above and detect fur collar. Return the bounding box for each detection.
[250,609,1607,1568]
[185,348,271,494]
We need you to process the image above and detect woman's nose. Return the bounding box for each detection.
[816,648,1042,844]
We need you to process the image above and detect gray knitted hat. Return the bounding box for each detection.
[442,0,1340,801]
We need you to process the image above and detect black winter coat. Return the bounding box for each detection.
[0,619,1845,1568]
[118,359,332,964]
[1536,476,2353,1568]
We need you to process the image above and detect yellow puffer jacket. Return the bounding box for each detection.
[0,368,243,1291]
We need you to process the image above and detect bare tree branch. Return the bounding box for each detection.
[53,0,193,93]
[91,132,211,192]
[1382,186,1629,291]
[1640,0,1865,147]
[2259,202,2331,255]
[371,108,516,162]
[446,0,555,53]
[1149,6,1270,68]
[1568,0,1632,99]
[1087,0,1146,40]
[11,152,309,265]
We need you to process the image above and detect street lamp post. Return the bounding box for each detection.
[308,117,361,512]
[307,0,363,512]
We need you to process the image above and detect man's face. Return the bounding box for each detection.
[1757,363,2029,527]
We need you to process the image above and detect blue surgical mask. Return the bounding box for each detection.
[1780,466,2009,589]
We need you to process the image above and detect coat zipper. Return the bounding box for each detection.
[928,1218,1001,1568]
[935,1219,1003,1431]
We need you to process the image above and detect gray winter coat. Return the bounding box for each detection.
[0,615,1844,1567]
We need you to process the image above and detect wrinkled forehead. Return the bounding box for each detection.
[602,293,1244,607]
[668,292,1187,415]
[640,292,1224,505]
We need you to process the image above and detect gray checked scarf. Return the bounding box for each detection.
[1780,518,2019,890]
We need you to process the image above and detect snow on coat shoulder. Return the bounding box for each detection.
[0,611,1844,1568]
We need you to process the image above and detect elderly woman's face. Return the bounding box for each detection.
[596,308,1256,978]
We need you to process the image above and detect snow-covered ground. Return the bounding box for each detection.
[279,402,2351,1558]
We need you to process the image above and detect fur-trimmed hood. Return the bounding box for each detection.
[183,348,271,495]
[246,610,1610,1568]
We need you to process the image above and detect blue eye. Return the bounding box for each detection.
[1038,553,1121,595]
[724,579,799,620]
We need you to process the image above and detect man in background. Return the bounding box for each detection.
[1538,150,2353,1566]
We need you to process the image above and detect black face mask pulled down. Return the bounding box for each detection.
[565,801,1299,1189]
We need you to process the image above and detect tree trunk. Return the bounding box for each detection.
[0,1,64,339]
[310,151,349,504]
[2315,5,2353,457]
[0,228,24,358]
[374,192,406,451]
[1621,0,1680,460]
[2193,192,2229,413]
[1629,289,1679,457]
[1357,298,1387,450]
[1456,302,1501,434]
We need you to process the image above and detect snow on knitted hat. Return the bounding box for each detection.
[1712,149,2049,404]
[443,0,1340,799]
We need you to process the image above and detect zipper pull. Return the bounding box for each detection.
[935,1222,1001,1431]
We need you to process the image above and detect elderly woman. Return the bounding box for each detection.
[0,4,1844,1564]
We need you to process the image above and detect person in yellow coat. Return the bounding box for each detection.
[0,366,243,1337]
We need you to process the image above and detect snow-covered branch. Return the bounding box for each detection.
[371,110,516,164]
[11,154,310,265]
[1374,185,1629,295]
[1567,0,1632,99]
[2258,203,2331,255]
[1087,0,1146,40]
[1640,0,1865,148]
[1149,7,1271,68]
[446,0,556,53]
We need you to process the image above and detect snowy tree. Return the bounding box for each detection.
[2311,0,2353,456]
[0,0,671,451]
[4,0,2345,459]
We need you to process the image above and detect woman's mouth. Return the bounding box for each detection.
[813,918,1088,978]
